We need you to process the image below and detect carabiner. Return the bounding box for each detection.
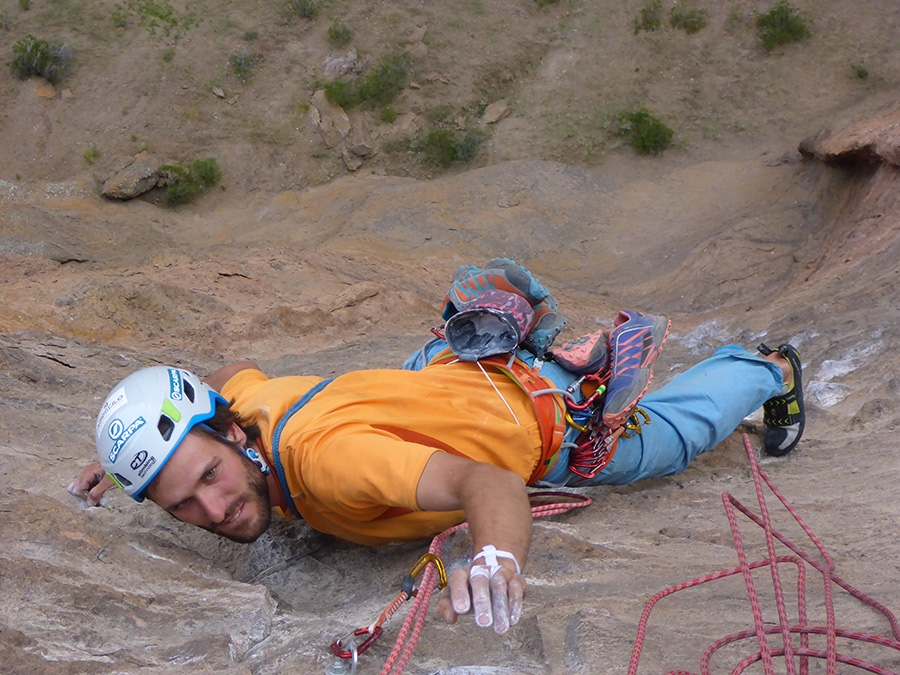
[404,552,448,594]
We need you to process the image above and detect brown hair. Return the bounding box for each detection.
[202,398,262,446]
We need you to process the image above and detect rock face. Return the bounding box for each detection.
[3,103,900,673]
[800,100,900,166]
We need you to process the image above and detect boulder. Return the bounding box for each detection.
[101,151,162,200]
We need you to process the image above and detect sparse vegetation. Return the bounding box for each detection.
[126,0,198,37]
[159,158,222,204]
[19,0,30,10]
[229,49,259,82]
[10,35,73,84]
[381,107,398,123]
[617,108,673,155]
[670,6,708,34]
[757,1,810,51]
[284,0,319,21]
[852,63,869,80]
[243,29,259,41]
[323,52,409,109]
[419,127,485,167]
[83,147,100,164]
[328,21,351,47]
[634,0,663,34]
[534,0,559,7]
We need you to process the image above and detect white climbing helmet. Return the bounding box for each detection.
[95,366,226,501]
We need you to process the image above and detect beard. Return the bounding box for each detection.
[208,448,273,544]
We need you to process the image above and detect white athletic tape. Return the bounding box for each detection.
[472,544,521,575]
[469,565,494,580]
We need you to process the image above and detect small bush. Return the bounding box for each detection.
[83,147,100,164]
[243,29,259,41]
[229,49,259,82]
[617,109,673,155]
[852,63,869,80]
[159,157,222,204]
[757,1,810,51]
[10,35,73,84]
[421,127,485,167]
[323,52,409,109]
[328,21,351,47]
[285,0,318,20]
[670,6,708,34]
[634,0,663,34]
[380,107,398,123]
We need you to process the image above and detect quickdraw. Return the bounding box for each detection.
[329,554,448,668]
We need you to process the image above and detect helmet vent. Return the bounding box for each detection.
[183,381,196,402]
[157,415,175,441]
[114,473,133,487]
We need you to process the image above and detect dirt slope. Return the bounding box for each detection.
[1,1,900,674]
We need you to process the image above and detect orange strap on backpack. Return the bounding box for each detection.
[427,348,566,483]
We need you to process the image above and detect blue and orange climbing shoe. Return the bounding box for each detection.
[758,343,805,457]
[602,310,670,429]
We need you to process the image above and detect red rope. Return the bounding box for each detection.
[628,433,900,675]
[379,492,592,675]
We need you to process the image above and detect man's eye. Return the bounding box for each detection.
[204,467,217,480]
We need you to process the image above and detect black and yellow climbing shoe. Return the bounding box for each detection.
[758,343,805,457]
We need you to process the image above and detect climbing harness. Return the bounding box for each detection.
[628,434,900,675]
[426,346,568,483]
[325,491,592,675]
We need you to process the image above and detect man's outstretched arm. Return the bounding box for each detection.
[415,451,533,635]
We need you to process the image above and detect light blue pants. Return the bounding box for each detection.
[402,342,784,489]
[538,345,784,487]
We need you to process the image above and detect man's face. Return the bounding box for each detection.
[147,428,272,543]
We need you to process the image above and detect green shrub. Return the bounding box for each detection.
[328,21,352,46]
[83,147,101,164]
[380,107,398,123]
[159,157,222,204]
[617,108,673,155]
[852,63,869,80]
[127,0,197,37]
[285,0,318,20]
[322,78,356,107]
[10,35,73,84]
[535,0,559,7]
[323,52,409,109]
[634,0,663,34]
[19,0,30,9]
[229,49,259,82]
[670,6,708,34]
[757,1,810,51]
[421,127,485,167]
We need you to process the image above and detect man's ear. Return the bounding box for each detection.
[226,422,248,448]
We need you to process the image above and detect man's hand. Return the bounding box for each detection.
[415,452,532,635]
[436,557,526,634]
[67,462,115,506]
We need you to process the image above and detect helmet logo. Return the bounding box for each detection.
[168,369,184,401]
[130,450,148,471]
[107,416,146,463]
[97,386,127,437]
